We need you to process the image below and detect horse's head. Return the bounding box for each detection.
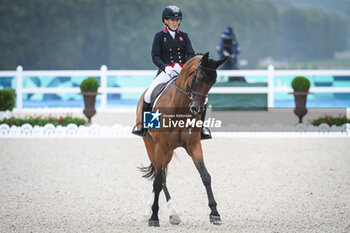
[185,52,227,115]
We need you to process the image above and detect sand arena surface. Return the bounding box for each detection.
[0,138,349,232]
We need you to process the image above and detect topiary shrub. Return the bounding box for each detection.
[80,77,99,92]
[291,76,311,92]
[0,89,16,111]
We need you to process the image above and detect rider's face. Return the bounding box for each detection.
[164,18,180,31]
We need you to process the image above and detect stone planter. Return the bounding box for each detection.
[81,92,98,124]
[292,92,310,123]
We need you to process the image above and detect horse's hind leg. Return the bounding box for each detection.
[142,137,162,227]
[147,167,163,227]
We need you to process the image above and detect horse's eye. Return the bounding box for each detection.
[198,73,205,80]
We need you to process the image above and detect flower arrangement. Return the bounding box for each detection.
[311,114,350,126]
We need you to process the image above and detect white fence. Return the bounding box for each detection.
[1,123,349,138]
[1,65,350,110]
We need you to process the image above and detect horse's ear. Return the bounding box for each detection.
[200,52,209,66]
[215,56,228,68]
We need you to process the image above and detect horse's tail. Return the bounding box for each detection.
[138,163,156,181]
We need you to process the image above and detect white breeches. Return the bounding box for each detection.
[144,63,182,103]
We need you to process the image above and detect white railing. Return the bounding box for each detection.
[1,65,350,110]
[1,123,349,138]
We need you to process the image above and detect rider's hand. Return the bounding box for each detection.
[165,66,174,75]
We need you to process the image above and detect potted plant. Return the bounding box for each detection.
[0,89,16,120]
[80,77,99,124]
[291,76,311,123]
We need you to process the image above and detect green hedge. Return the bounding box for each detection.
[0,89,16,111]
[0,116,86,127]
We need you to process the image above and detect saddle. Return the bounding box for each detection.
[150,77,177,108]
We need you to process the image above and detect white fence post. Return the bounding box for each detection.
[16,66,23,110]
[100,65,107,110]
[267,65,275,108]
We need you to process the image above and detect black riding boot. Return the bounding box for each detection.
[132,100,152,137]
[201,104,212,140]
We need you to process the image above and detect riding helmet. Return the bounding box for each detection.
[162,5,182,21]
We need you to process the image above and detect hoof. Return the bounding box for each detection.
[209,215,222,225]
[148,220,160,227]
[169,214,181,225]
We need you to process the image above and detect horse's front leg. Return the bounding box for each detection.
[196,159,222,225]
[163,179,181,225]
[161,151,181,225]
[186,143,222,225]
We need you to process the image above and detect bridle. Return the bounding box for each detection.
[173,65,216,101]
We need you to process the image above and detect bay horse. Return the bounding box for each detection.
[135,53,227,227]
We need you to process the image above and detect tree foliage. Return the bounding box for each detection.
[278,7,348,61]
[0,0,348,69]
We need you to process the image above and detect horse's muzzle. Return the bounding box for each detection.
[190,105,204,115]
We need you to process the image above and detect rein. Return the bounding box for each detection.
[173,65,215,101]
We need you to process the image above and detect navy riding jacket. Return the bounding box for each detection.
[151,28,195,73]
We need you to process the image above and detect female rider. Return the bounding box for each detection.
[132,5,211,140]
